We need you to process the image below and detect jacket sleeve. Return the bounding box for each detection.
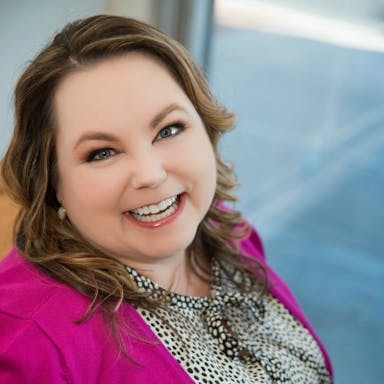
[0,312,70,384]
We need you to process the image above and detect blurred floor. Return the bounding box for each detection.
[210,25,384,384]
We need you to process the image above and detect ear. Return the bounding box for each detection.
[56,192,63,205]
[52,164,63,205]
[55,180,63,205]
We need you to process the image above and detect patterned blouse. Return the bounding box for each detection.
[126,260,331,384]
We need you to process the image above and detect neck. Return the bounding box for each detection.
[128,252,211,297]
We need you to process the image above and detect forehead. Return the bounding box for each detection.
[53,53,191,132]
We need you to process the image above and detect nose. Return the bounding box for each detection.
[130,151,167,190]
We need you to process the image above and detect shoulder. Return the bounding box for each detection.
[0,248,103,350]
[0,249,83,382]
[0,248,180,382]
[0,311,71,383]
[0,248,90,321]
[237,220,307,312]
[238,219,334,378]
[217,202,266,262]
[0,248,120,382]
[238,220,266,262]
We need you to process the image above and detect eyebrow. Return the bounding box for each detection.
[150,103,188,128]
[74,103,188,149]
[74,132,120,150]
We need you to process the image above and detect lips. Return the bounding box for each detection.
[130,195,178,216]
[124,193,185,228]
[127,194,181,223]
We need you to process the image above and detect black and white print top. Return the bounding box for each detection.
[126,260,331,384]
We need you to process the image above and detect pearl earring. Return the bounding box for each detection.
[58,206,66,221]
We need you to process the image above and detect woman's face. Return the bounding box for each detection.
[54,53,216,268]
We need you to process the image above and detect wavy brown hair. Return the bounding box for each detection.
[1,15,266,334]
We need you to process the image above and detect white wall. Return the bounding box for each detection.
[0,0,211,157]
[0,0,108,157]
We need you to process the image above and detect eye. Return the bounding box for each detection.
[155,123,185,141]
[86,148,116,162]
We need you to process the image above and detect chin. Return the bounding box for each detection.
[143,232,196,261]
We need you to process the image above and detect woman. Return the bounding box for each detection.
[0,15,333,383]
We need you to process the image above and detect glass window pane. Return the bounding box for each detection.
[210,2,384,383]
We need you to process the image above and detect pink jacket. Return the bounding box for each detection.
[0,227,333,383]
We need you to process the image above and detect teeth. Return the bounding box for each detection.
[130,195,177,216]
[130,200,178,222]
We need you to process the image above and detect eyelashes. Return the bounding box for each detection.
[155,122,185,141]
[85,121,187,162]
[86,148,116,162]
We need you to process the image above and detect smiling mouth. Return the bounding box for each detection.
[128,194,181,223]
